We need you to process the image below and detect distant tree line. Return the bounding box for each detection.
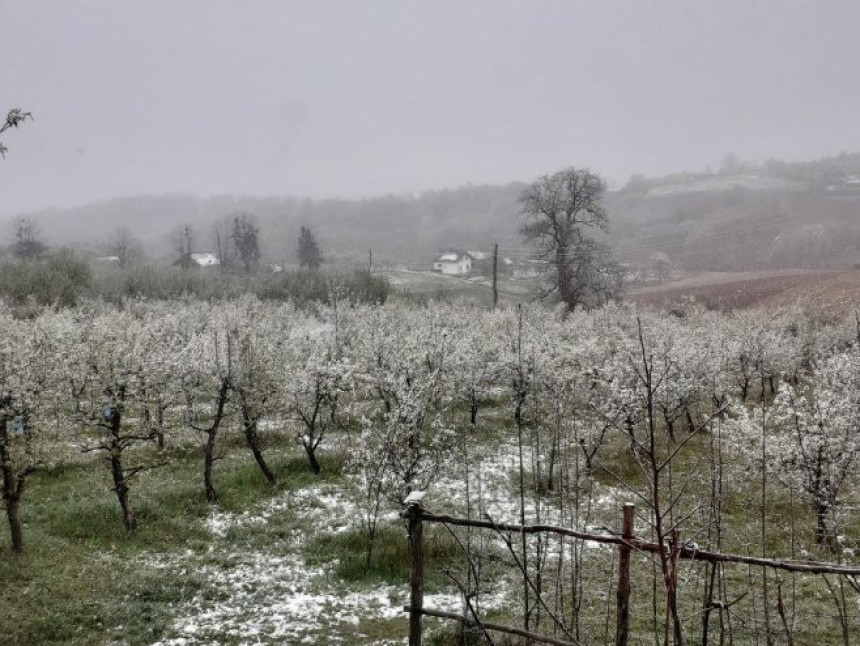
[0,213,387,307]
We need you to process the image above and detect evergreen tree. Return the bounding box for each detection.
[297,225,323,271]
[232,213,260,272]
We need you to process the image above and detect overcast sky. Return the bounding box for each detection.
[2,0,860,215]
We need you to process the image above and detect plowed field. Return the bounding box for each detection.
[629,270,860,318]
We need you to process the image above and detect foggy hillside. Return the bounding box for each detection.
[16,151,860,270]
[609,151,860,271]
[20,184,526,266]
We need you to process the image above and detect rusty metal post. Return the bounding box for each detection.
[616,503,635,646]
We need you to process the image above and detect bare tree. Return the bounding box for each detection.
[212,216,234,273]
[10,216,46,261]
[0,108,32,159]
[520,167,621,310]
[108,226,143,268]
[171,224,197,270]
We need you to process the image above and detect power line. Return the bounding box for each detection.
[492,216,795,259]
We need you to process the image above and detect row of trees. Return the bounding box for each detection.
[2,298,858,548]
[171,217,324,271]
[4,115,612,308]
[1,214,324,273]
[0,297,857,641]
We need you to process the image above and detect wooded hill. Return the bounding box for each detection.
[12,151,860,270]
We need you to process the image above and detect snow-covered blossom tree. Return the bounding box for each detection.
[229,300,283,484]
[726,308,803,402]
[65,308,166,531]
[449,306,504,429]
[345,305,456,565]
[609,313,731,646]
[179,311,237,503]
[131,302,199,452]
[769,353,860,548]
[565,314,632,477]
[0,310,62,551]
[360,306,455,502]
[283,330,352,475]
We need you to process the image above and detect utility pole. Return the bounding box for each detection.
[369,248,373,272]
[492,243,499,310]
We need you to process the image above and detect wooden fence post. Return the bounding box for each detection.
[492,242,499,310]
[616,503,635,646]
[406,491,426,646]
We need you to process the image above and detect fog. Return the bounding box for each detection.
[3,0,860,216]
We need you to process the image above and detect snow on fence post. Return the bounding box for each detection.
[616,503,635,646]
[405,490,426,646]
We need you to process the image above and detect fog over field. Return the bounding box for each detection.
[3,1,860,262]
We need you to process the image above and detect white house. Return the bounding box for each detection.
[433,251,473,275]
[190,252,220,268]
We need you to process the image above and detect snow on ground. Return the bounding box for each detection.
[146,437,623,645]
[149,483,406,645]
[431,438,627,525]
[153,551,403,645]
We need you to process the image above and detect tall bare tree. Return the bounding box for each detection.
[520,167,621,309]
[10,215,46,261]
[171,224,197,270]
[108,226,143,268]
[212,216,235,273]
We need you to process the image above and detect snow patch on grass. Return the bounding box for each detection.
[152,552,404,645]
[147,437,622,644]
[148,483,409,644]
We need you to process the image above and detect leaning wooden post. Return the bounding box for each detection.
[616,503,635,646]
[405,491,426,646]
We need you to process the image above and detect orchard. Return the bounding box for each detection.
[1,296,858,644]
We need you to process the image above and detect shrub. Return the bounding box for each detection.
[0,249,91,306]
[89,264,391,306]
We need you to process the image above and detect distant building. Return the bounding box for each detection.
[433,250,474,275]
[190,252,220,268]
[466,250,491,273]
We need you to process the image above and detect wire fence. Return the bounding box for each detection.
[401,496,860,646]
